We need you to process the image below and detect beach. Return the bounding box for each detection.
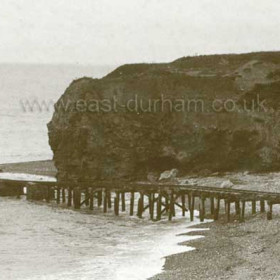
[151,213,280,280]
[1,160,280,279]
[0,160,210,280]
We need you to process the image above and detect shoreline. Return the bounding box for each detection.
[150,210,280,280]
[1,160,280,279]
[0,160,57,177]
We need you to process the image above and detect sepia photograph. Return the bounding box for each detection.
[0,1,280,279]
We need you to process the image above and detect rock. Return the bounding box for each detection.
[47,52,280,183]
[179,179,189,185]
[221,180,234,189]
[26,184,50,200]
[159,169,178,182]
[147,172,158,184]
[198,169,211,177]
[0,181,24,196]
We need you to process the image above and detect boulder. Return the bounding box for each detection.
[48,52,280,183]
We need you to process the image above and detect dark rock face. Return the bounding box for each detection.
[0,181,24,196]
[26,185,52,201]
[48,52,280,183]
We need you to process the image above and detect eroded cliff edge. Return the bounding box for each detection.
[48,52,280,182]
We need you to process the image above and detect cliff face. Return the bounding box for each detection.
[48,52,280,182]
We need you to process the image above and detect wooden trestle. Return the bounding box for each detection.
[22,181,280,222]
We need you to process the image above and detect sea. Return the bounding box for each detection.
[0,64,207,280]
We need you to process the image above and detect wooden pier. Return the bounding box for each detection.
[2,178,280,222]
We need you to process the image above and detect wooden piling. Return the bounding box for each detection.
[214,197,220,221]
[107,191,112,209]
[114,192,120,216]
[137,192,144,218]
[50,187,55,200]
[67,187,72,207]
[89,187,94,210]
[187,193,191,211]
[199,196,205,222]
[226,199,231,222]
[260,200,265,213]
[235,200,240,216]
[62,188,65,203]
[85,189,89,206]
[240,200,246,222]
[190,194,195,222]
[210,197,214,215]
[56,187,61,204]
[172,192,176,217]
[130,191,134,216]
[121,192,126,212]
[103,190,108,213]
[98,190,102,207]
[252,200,256,214]
[182,194,186,216]
[157,193,162,220]
[74,187,81,209]
[46,186,50,203]
[267,202,273,220]
[168,191,174,221]
[149,193,154,219]
[165,196,169,214]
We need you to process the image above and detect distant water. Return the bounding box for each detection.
[0,64,114,164]
[0,64,208,280]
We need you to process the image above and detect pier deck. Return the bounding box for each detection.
[1,178,280,222]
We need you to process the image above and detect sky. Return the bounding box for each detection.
[0,0,279,65]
